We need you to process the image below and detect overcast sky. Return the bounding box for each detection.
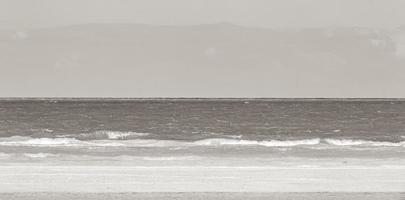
[1,0,405,29]
[1,0,405,98]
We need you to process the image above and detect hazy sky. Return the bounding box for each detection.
[1,0,405,29]
[1,0,405,98]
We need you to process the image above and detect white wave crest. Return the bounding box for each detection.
[0,136,403,148]
[0,136,83,147]
[0,153,11,159]
[141,156,199,161]
[325,139,405,147]
[0,136,124,147]
[23,153,57,158]
[0,136,320,147]
[193,138,321,147]
[97,131,149,139]
[72,130,149,140]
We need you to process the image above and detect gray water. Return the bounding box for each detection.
[0,99,404,162]
[0,99,404,142]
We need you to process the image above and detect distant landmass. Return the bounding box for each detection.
[1,23,404,97]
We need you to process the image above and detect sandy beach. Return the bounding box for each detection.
[0,165,404,193]
[0,192,404,200]
[1,165,404,199]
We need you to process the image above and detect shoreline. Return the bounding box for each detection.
[0,164,404,193]
[0,192,403,200]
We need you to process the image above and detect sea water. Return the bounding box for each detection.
[0,99,404,166]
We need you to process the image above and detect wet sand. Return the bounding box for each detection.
[0,165,404,193]
[0,192,403,200]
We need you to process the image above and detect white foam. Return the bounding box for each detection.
[0,137,83,147]
[0,136,321,148]
[141,156,199,161]
[76,131,149,140]
[325,139,405,147]
[110,139,185,147]
[224,135,243,139]
[102,131,149,139]
[23,153,57,158]
[0,137,124,147]
[193,138,321,147]
[0,153,11,159]
[260,138,321,147]
[0,136,403,148]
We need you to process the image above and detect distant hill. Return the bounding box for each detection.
[0,23,404,97]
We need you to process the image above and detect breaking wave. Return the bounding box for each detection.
[140,156,200,161]
[62,130,150,140]
[0,136,83,147]
[324,139,405,147]
[23,153,58,158]
[0,136,403,148]
[0,136,321,147]
[0,152,11,159]
[193,138,321,147]
[0,136,125,147]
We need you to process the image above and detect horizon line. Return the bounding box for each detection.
[1,97,404,102]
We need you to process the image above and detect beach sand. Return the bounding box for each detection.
[0,157,404,199]
[0,165,404,193]
[0,192,404,200]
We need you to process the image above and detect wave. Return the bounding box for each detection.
[0,136,125,147]
[0,152,11,159]
[193,138,321,147]
[0,136,403,148]
[0,136,83,147]
[325,139,405,147]
[140,156,200,161]
[23,153,58,158]
[61,130,149,140]
[92,130,149,139]
[0,136,320,147]
[0,152,57,159]
[0,152,201,161]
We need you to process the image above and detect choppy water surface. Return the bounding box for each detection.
[0,99,404,162]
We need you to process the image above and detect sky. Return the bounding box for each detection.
[1,0,405,29]
[1,0,405,98]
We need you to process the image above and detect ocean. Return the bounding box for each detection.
[0,99,404,195]
[0,99,404,162]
